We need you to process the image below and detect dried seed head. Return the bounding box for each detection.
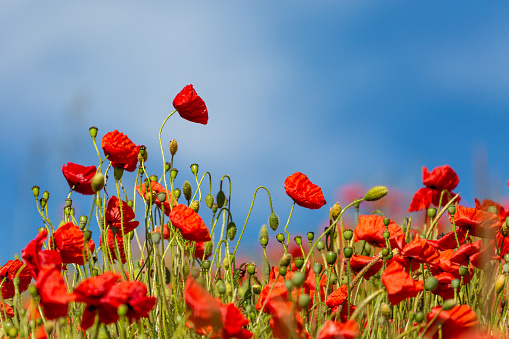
[330,202,342,221]
[502,222,509,237]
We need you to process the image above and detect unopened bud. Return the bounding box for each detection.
[442,299,456,311]
[381,303,392,318]
[189,200,199,212]
[260,224,269,238]
[92,172,105,192]
[227,221,237,241]
[205,194,214,209]
[183,181,192,201]
[169,139,178,156]
[330,202,342,221]
[364,186,388,201]
[269,213,279,231]
[496,275,506,294]
[280,253,292,267]
[216,190,226,208]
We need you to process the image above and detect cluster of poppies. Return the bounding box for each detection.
[1,84,508,339]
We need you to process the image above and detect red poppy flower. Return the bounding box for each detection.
[388,255,421,272]
[430,249,473,284]
[353,215,406,250]
[105,196,139,234]
[400,235,440,265]
[0,259,31,299]
[381,261,423,305]
[100,280,156,324]
[0,301,14,319]
[408,165,460,212]
[101,130,139,172]
[449,240,482,267]
[431,272,455,300]
[62,162,97,195]
[284,172,327,209]
[51,222,95,265]
[349,254,383,280]
[21,229,62,278]
[101,229,127,264]
[325,284,357,322]
[169,204,211,242]
[173,84,208,125]
[429,228,469,251]
[475,198,509,224]
[71,272,121,329]
[317,320,360,339]
[451,205,501,238]
[424,305,478,339]
[36,266,71,320]
[136,180,178,215]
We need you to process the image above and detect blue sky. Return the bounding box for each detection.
[1,1,509,262]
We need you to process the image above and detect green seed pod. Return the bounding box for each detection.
[227,221,237,241]
[174,188,181,199]
[39,198,47,209]
[284,279,294,291]
[408,312,415,321]
[293,272,306,287]
[276,233,285,243]
[326,251,337,265]
[32,185,40,198]
[252,284,262,295]
[89,126,98,138]
[247,263,256,275]
[205,194,214,209]
[294,236,302,246]
[170,168,178,180]
[381,247,390,257]
[183,181,192,201]
[313,262,323,275]
[216,280,226,295]
[298,294,311,309]
[294,257,304,269]
[138,145,148,162]
[91,268,99,276]
[451,279,460,289]
[427,207,437,219]
[117,304,128,317]
[127,199,133,207]
[383,217,390,227]
[343,247,353,258]
[79,215,88,224]
[496,275,506,294]
[316,240,325,251]
[381,302,392,319]
[84,230,92,241]
[364,186,388,202]
[42,191,50,200]
[91,172,105,192]
[183,265,190,278]
[114,167,124,181]
[260,236,268,247]
[459,266,468,276]
[343,229,353,241]
[269,213,279,231]
[415,312,424,323]
[7,327,18,338]
[425,276,438,291]
[307,232,314,241]
[448,205,456,216]
[382,231,390,240]
[190,163,199,175]
[280,253,292,267]
[151,232,161,244]
[211,203,218,214]
[204,242,213,256]
[28,285,38,297]
[442,299,457,311]
[189,200,200,213]
[216,190,226,208]
[279,266,287,276]
[157,192,167,203]
[169,139,178,156]
[201,260,211,270]
[260,224,269,238]
[225,282,233,297]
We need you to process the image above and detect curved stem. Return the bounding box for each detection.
[159,110,177,193]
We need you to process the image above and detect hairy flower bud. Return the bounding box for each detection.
[216,190,226,208]
[189,200,199,213]
[364,186,388,202]
[91,172,105,192]
[330,202,342,221]
[205,194,214,209]
[169,139,178,156]
[269,213,279,231]
[227,221,237,241]
[182,181,192,201]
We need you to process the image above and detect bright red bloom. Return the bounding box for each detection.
[51,222,95,265]
[173,84,208,125]
[105,196,139,234]
[325,284,357,322]
[475,198,509,224]
[381,261,423,305]
[429,228,469,251]
[431,272,456,300]
[266,297,310,339]
[0,259,31,299]
[100,280,156,324]
[136,181,178,215]
[284,172,326,209]
[317,320,360,339]
[101,130,139,172]
[0,301,14,319]
[430,249,473,283]
[21,229,62,278]
[169,204,211,242]
[101,229,127,263]
[36,266,71,320]
[353,215,406,250]
[449,240,482,267]
[424,305,478,339]
[185,278,252,339]
[409,165,460,212]
[62,162,97,195]
[400,235,440,265]
[349,255,382,280]
[451,205,501,238]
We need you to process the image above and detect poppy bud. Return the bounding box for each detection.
[138,145,148,162]
[204,241,213,256]
[415,312,424,323]
[260,224,269,238]
[165,162,171,173]
[225,282,233,297]
[227,221,237,241]
[383,217,390,227]
[216,190,226,208]
[316,240,325,251]
[84,230,92,241]
[298,294,311,309]
[269,213,279,231]
[151,232,161,244]
[117,304,128,317]
[174,188,181,199]
[260,236,268,247]
[425,276,438,291]
[246,263,256,275]
[496,275,506,294]
[442,299,456,311]
[427,207,437,219]
[28,285,38,297]
[280,253,292,267]
[205,194,214,209]
[343,229,353,241]
[448,205,456,216]
[216,280,226,295]
[189,200,200,213]
[326,251,337,265]
[276,233,285,243]
[181,265,190,279]
[92,172,105,192]
[32,185,40,198]
[502,222,509,237]
[382,231,390,240]
[169,139,178,156]
[279,266,287,277]
[294,236,302,246]
[307,232,314,241]
[313,262,323,275]
[252,284,262,295]
[223,257,230,269]
[201,260,211,270]
[330,202,342,221]
[450,279,460,289]
[190,163,199,175]
[284,279,293,291]
[183,181,192,201]
[114,167,124,181]
[293,272,306,287]
[381,247,390,257]
[343,247,353,258]
[459,266,468,276]
[381,303,392,319]
[294,256,304,269]
[7,327,18,338]
[364,186,388,201]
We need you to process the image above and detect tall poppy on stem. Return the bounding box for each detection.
[169,204,211,242]
[173,84,208,125]
[284,172,326,209]
[50,222,95,266]
[101,130,139,172]
[450,205,501,238]
[424,305,478,339]
[104,196,139,234]
[317,320,360,339]
[62,162,97,195]
[0,259,31,299]
[381,261,423,305]
[353,215,406,250]
[136,180,178,215]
